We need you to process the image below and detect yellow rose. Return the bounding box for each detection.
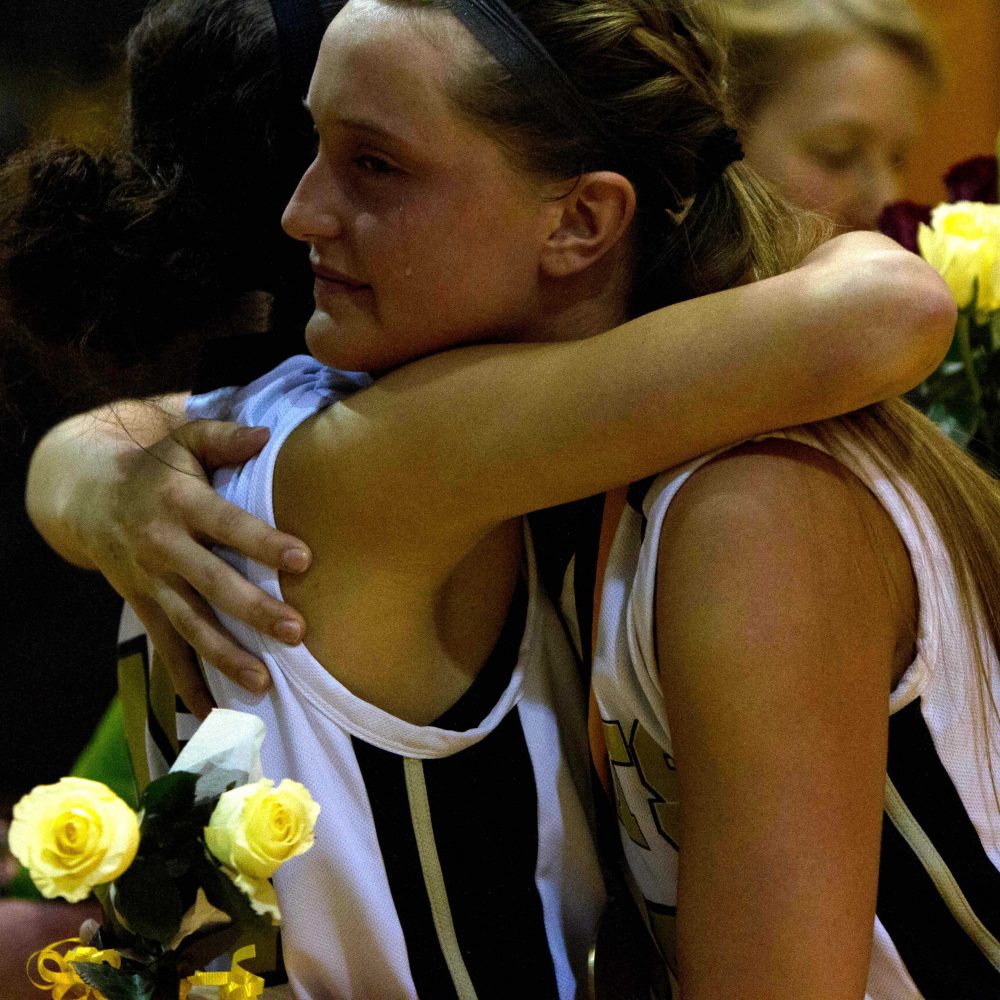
[918,201,1000,319]
[205,778,318,882]
[230,869,282,925]
[9,778,140,903]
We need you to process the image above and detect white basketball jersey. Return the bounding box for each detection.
[185,356,606,999]
[591,423,1000,1000]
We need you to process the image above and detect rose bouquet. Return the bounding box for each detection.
[9,710,318,999]
[880,140,1000,465]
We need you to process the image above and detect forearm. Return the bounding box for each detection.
[25,394,189,567]
[334,234,954,530]
[790,233,955,408]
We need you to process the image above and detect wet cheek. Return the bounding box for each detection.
[386,205,436,280]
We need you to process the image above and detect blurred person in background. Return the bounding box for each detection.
[722,0,943,230]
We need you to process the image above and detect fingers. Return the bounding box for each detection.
[172,420,271,472]
[151,582,273,698]
[171,535,306,645]
[133,601,216,721]
[192,493,312,576]
[168,420,312,576]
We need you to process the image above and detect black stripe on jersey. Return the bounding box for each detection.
[627,477,655,514]
[878,816,1000,997]
[421,708,559,998]
[875,699,1000,998]
[529,495,604,602]
[352,737,461,1000]
[529,493,604,681]
[117,633,176,768]
[627,477,654,543]
[353,711,558,999]
[886,700,1000,931]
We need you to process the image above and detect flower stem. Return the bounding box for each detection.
[956,312,983,410]
[991,311,1000,353]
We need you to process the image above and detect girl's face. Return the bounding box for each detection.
[744,41,931,231]
[282,0,556,373]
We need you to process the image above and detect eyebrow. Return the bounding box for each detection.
[302,99,412,147]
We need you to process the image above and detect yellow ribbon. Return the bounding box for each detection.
[180,945,265,999]
[27,938,121,1000]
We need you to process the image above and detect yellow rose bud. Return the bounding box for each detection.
[918,201,1000,320]
[205,778,318,882]
[9,778,140,903]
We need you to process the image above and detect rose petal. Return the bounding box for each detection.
[879,200,932,253]
[944,156,999,205]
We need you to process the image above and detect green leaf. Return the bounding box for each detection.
[942,329,964,365]
[113,856,184,944]
[141,771,198,820]
[194,855,269,932]
[74,961,156,1000]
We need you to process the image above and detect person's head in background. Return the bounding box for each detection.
[722,0,943,231]
[1,0,329,402]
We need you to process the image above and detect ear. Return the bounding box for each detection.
[539,171,636,279]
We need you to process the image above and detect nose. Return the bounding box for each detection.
[282,156,342,243]
[853,159,901,231]
[871,160,900,217]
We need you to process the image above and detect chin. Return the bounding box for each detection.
[305,317,370,373]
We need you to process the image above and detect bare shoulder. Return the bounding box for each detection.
[655,437,916,683]
[653,447,907,1000]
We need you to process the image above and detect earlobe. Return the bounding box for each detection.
[540,171,636,278]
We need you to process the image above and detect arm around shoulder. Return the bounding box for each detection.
[797,232,956,406]
[300,232,955,549]
[26,395,188,567]
[654,438,914,1000]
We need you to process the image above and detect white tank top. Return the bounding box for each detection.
[186,356,606,999]
[591,422,1000,1000]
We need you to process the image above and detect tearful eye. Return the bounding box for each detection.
[355,155,398,176]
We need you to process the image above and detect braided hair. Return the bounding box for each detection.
[408,0,830,317]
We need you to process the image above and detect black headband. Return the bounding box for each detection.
[438,0,612,149]
[270,0,339,98]
[321,0,609,147]
[320,0,743,198]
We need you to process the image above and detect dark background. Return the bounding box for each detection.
[1,0,150,813]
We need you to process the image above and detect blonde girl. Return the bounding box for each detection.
[721,0,943,229]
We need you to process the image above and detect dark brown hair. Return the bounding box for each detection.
[0,0,316,394]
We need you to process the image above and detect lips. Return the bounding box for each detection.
[311,262,369,294]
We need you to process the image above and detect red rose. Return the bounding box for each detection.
[878,200,932,253]
[944,156,998,204]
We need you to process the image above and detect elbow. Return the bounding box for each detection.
[876,250,957,397]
